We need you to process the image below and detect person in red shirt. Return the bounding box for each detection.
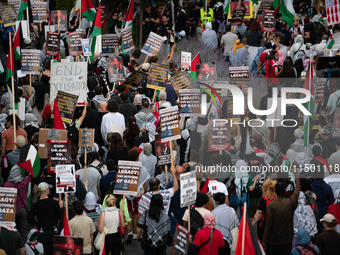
[191,212,225,255]
[257,42,273,76]
[265,50,284,84]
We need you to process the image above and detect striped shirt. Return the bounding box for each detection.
[138,189,174,215]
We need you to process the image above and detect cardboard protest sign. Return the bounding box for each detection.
[114,161,142,196]
[155,134,171,166]
[47,140,71,173]
[181,51,191,72]
[79,128,95,148]
[56,164,76,193]
[102,34,120,56]
[230,7,246,26]
[55,91,78,123]
[0,188,17,227]
[51,62,88,104]
[170,72,194,93]
[160,106,181,142]
[229,66,250,80]
[179,89,200,117]
[333,32,340,51]
[316,57,340,70]
[180,171,197,208]
[38,128,68,159]
[315,78,327,102]
[51,10,67,31]
[21,49,40,75]
[67,31,85,57]
[53,236,83,254]
[147,63,169,91]
[46,32,60,56]
[0,5,16,27]
[107,56,125,83]
[262,10,276,32]
[208,119,231,151]
[124,70,148,89]
[196,63,216,82]
[31,2,47,23]
[171,224,190,255]
[8,0,20,14]
[258,0,274,12]
[141,31,164,56]
[121,26,135,52]
[44,24,56,39]
[333,107,340,137]
[81,39,92,57]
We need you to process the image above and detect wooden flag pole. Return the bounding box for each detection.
[26,8,30,39]
[121,194,125,212]
[241,202,247,255]
[165,165,168,184]
[58,11,60,33]
[84,147,87,182]
[188,205,191,233]
[169,141,174,166]
[12,25,16,34]
[205,0,207,20]
[9,33,17,148]
[273,106,278,141]
[65,193,69,221]
[129,51,132,65]
[143,55,149,64]
[29,74,32,97]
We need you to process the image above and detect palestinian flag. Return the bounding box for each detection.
[281,153,290,172]
[327,34,334,50]
[189,53,200,82]
[302,61,315,146]
[53,98,65,130]
[6,34,15,83]
[0,60,4,74]
[224,0,230,13]
[319,15,326,23]
[18,145,40,177]
[13,21,24,60]
[81,0,96,23]
[17,0,28,21]
[273,0,296,26]
[121,0,134,55]
[60,209,71,236]
[89,3,102,61]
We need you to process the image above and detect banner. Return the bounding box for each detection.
[114,161,142,196]
[147,63,169,91]
[46,32,60,56]
[170,72,194,93]
[21,49,41,75]
[107,56,125,83]
[180,171,197,208]
[229,66,250,80]
[50,62,88,104]
[230,7,246,26]
[56,164,76,193]
[155,134,171,166]
[317,57,340,70]
[0,4,16,27]
[208,119,231,151]
[67,31,85,57]
[326,0,340,26]
[159,106,181,142]
[55,91,78,123]
[196,63,217,82]
[179,89,201,117]
[53,236,83,254]
[51,10,67,31]
[262,10,276,32]
[102,34,120,56]
[0,187,17,228]
[181,51,191,72]
[31,2,48,23]
[81,39,92,57]
[121,26,135,52]
[171,224,190,255]
[47,140,71,173]
[141,31,164,56]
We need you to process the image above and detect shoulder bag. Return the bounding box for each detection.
[231,208,239,253]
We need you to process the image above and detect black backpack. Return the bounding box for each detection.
[190,208,204,238]
[311,22,323,43]
[66,123,79,146]
[294,58,304,77]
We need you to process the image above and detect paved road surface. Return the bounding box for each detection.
[124,240,173,254]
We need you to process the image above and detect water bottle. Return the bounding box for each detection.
[3,157,8,168]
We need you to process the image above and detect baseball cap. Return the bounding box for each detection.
[37,182,52,194]
[320,213,336,223]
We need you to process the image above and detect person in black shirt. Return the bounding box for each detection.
[143,4,159,43]
[175,3,196,35]
[158,15,174,49]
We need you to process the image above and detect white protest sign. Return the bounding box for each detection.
[16,20,28,39]
[9,97,25,121]
[50,62,87,105]
[180,170,197,208]
[56,164,76,193]
[81,39,92,57]
[181,51,191,72]
[44,25,56,40]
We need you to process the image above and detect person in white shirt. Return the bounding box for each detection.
[220,26,238,62]
[101,100,126,142]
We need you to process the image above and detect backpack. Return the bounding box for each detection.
[305,191,319,221]
[100,145,109,163]
[88,74,101,92]
[217,20,226,35]
[294,58,304,77]
[190,208,204,238]
[226,150,241,166]
[296,244,318,255]
[310,22,323,43]
[90,162,104,177]
[66,123,79,146]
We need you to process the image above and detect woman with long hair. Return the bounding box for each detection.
[244,19,263,47]
[279,58,297,85]
[29,82,49,126]
[123,116,139,149]
[106,133,129,163]
[137,194,170,255]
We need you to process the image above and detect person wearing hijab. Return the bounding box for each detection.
[139,143,157,178]
[25,229,44,255]
[290,228,320,255]
[289,34,306,63]
[292,129,305,153]
[190,212,225,255]
[201,22,218,49]
[229,39,249,67]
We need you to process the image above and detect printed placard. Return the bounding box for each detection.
[21,49,41,75]
[208,119,231,151]
[315,78,326,102]
[141,31,164,56]
[46,32,60,56]
[159,106,181,142]
[102,34,120,56]
[124,70,148,89]
[121,26,135,52]
[30,25,40,46]
[147,63,169,91]
[31,2,48,23]
[326,0,340,26]
[171,224,190,255]
[229,66,250,80]
[56,164,76,193]
[230,7,246,26]
[53,236,83,254]
[47,140,71,173]
[262,10,276,32]
[181,51,191,72]
[55,91,78,123]
[316,57,340,70]
[228,1,253,19]
[67,31,85,57]
[107,56,125,83]
[196,63,217,82]
[51,62,88,104]
[0,4,16,27]
[179,89,201,117]
[0,187,17,227]
[170,72,194,93]
[38,128,68,159]
[180,171,197,208]
[7,0,20,14]
[258,0,274,12]
[155,134,171,166]
[81,39,92,57]
[114,161,142,196]
[51,10,68,31]
[79,128,95,148]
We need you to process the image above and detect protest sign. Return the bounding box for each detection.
[171,224,190,255]
[0,4,16,27]
[55,91,78,123]
[79,128,95,148]
[262,10,276,32]
[46,32,60,56]
[102,34,120,56]
[17,20,27,39]
[8,0,20,13]
[101,5,106,25]
[298,113,321,130]
[141,31,164,56]
[56,164,76,193]
[229,66,250,80]
[21,49,40,75]
[208,119,231,151]
[67,31,85,57]
[9,97,25,122]
[31,2,48,23]
[170,72,194,93]
[81,39,92,57]
[326,0,340,26]
[155,134,171,166]
[30,25,40,46]
[258,0,274,12]
[228,1,253,19]
[0,188,17,227]
[180,171,197,208]
[196,63,216,82]
[230,7,246,26]
[147,63,169,91]
[45,24,56,39]
[51,10,67,31]
[114,161,142,196]
[107,56,125,83]
[47,140,71,173]
[315,78,327,102]
[181,51,191,72]
[53,236,83,254]
[50,62,88,104]
[124,70,148,89]
[38,129,68,159]
[333,32,340,51]
[160,106,181,142]
[179,89,201,117]
[316,56,340,70]
[333,107,340,137]
[121,26,135,52]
